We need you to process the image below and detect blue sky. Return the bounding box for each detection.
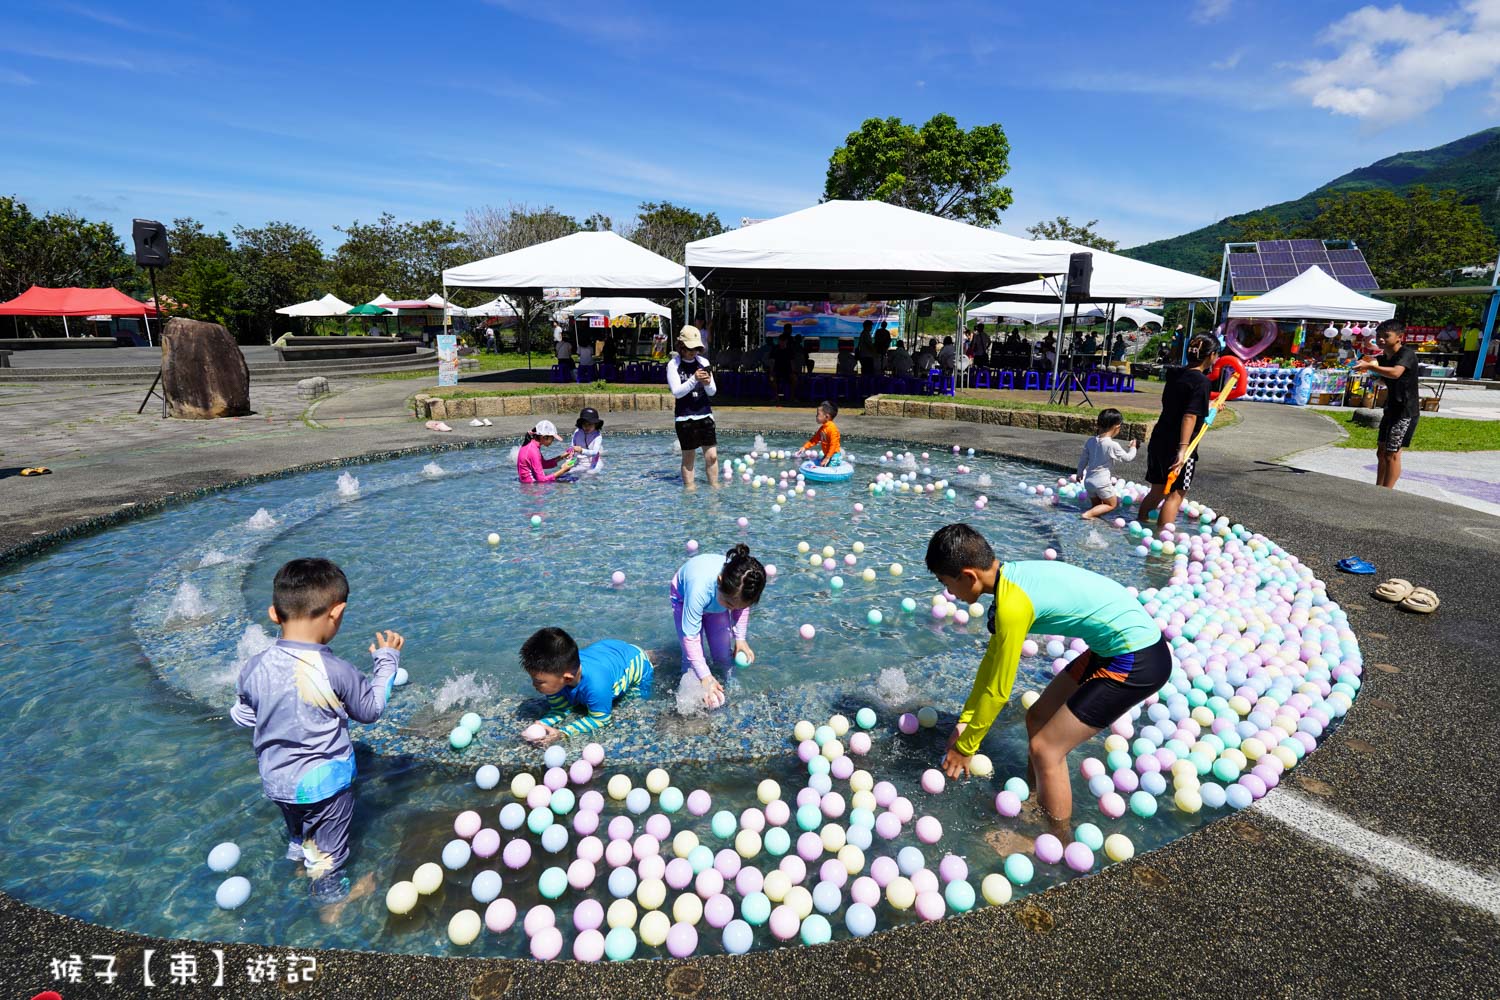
[4,0,1499,253]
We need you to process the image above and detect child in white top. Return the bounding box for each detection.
[1077,408,1137,519]
[571,406,604,473]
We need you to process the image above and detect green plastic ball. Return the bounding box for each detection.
[711,810,737,839]
[538,866,568,899]
[855,707,877,730]
[449,726,472,750]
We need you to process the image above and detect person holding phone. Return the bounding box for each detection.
[667,325,718,489]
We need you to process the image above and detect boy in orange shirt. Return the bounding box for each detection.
[798,401,843,467]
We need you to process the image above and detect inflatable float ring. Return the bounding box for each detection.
[1210,355,1249,400]
[801,459,855,483]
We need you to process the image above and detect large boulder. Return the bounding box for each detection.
[161,318,250,419]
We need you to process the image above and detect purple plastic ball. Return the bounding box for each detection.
[686,790,712,816]
[1034,834,1064,865]
[995,790,1022,817]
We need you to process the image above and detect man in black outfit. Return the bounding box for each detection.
[1355,318,1419,488]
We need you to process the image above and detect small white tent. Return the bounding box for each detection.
[444,232,692,296]
[1116,307,1164,328]
[979,241,1219,303]
[275,293,355,317]
[968,301,1104,325]
[461,296,518,317]
[1227,266,1395,322]
[561,297,672,320]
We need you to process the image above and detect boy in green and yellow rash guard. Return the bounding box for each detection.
[924,523,1168,822]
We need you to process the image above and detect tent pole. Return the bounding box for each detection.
[1185,303,1197,364]
[952,294,965,396]
[1048,274,1070,404]
[63,314,70,338]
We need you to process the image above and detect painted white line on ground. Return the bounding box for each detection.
[1254,791,1500,918]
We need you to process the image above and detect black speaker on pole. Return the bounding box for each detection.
[1066,252,1092,301]
[132,219,171,268]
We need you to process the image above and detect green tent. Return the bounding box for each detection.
[347,303,391,315]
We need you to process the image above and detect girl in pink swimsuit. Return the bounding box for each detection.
[516,420,576,483]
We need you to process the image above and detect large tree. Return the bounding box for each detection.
[1312,186,1495,291]
[0,196,136,301]
[1025,216,1118,252]
[622,201,724,264]
[823,113,1014,227]
[330,212,467,303]
[462,203,582,354]
[233,222,325,338]
[156,217,245,325]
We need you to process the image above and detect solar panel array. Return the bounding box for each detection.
[1227,240,1379,294]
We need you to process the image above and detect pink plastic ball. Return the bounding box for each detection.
[530,926,563,960]
[502,839,532,869]
[874,811,902,840]
[765,799,791,826]
[820,859,849,887]
[796,787,820,809]
[455,810,482,840]
[573,929,605,962]
[938,855,968,883]
[645,814,672,841]
[910,868,939,895]
[848,732,872,755]
[1034,834,1064,865]
[898,713,919,735]
[797,739,819,763]
[890,797,915,823]
[765,564,778,578]
[638,854,666,882]
[607,816,633,841]
[1022,639,1039,657]
[611,571,626,586]
[735,866,764,896]
[995,790,1022,817]
[851,875,881,906]
[797,831,824,861]
[769,905,800,940]
[1064,841,1095,872]
[577,835,604,863]
[915,816,943,844]
[543,767,567,792]
[823,558,836,571]
[604,839,633,868]
[472,828,501,858]
[569,760,594,785]
[695,868,725,899]
[573,897,605,931]
[573,810,599,836]
[740,808,766,833]
[800,624,816,640]
[830,755,855,780]
[526,785,552,810]
[780,855,808,885]
[704,893,735,928]
[582,743,605,767]
[524,904,555,936]
[1080,757,1105,780]
[873,781,898,807]
[920,769,945,794]
[806,489,816,498]
[1099,792,1127,818]
[821,792,846,819]
[854,503,865,512]
[915,891,946,921]
[869,855,899,887]
[665,857,694,890]
[715,849,741,879]
[632,834,660,861]
[485,897,516,932]
[686,539,699,553]
[686,789,712,816]
[568,859,596,890]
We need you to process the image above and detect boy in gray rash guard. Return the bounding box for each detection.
[230,558,405,902]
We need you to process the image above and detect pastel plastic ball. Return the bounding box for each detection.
[1103,834,1135,862]
[645,768,670,794]
[981,873,1012,905]
[449,909,483,947]
[890,563,904,576]
[626,788,651,815]
[475,764,501,790]
[757,779,781,805]
[531,515,543,527]
[502,839,532,870]
[995,790,1022,817]
[385,880,418,915]
[921,769,945,794]
[1074,823,1104,851]
[845,902,877,937]
[206,842,240,873]
[741,890,772,926]
[1064,841,1095,872]
[969,753,994,778]
[543,744,566,769]
[639,909,670,946]
[915,816,943,844]
[704,892,735,928]
[1004,853,1034,886]
[886,876,917,910]
[527,806,553,835]
[1034,834,1064,865]
[487,532,501,545]
[736,829,762,859]
[449,726,473,750]
[472,828,501,859]
[898,713,919,735]
[485,897,517,932]
[917,706,938,728]
[215,875,251,910]
[1129,790,1158,818]
[915,890,946,921]
[605,926,638,960]
[686,539,699,553]
[442,838,473,870]
[574,928,606,962]
[606,774,631,800]
[413,862,444,895]
[800,623,816,640]
[568,759,594,786]
[863,568,878,583]
[538,866,568,899]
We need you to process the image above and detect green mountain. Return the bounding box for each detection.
[1124,126,1500,275]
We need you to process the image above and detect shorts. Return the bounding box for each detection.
[276,786,355,900]
[1063,635,1172,729]
[1146,448,1197,493]
[675,417,717,452]
[1086,483,1116,501]
[1378,411,1418,453]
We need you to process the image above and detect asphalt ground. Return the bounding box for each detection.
[1,376,1495,999]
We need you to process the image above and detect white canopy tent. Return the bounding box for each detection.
[368,293,395,307]
[969,301,1104,326]
[561,297,672,320]
[1116,307,1164,328]
[443,232,694,296]
[685,200,1073,300]
[1227,265,1395,322]
[275,293,355,317]
[982,241,1219,303]
[460,296,518,317]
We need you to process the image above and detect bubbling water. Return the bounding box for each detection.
[245,508,277,530]
[336,472,361,498]
[422,462,446,478]
[165,582,210,623]
[198,549,231,568]
[432,673,495,714]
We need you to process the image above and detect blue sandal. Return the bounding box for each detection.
[1336,557,1376,575]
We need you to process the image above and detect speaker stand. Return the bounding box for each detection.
[137,266,167,418]
[1053,352,1093,408]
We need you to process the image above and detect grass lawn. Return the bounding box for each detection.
[420,381,668,401]
[1331,411,1500,451]
[881,394,1238,430]
[368,351,562,380]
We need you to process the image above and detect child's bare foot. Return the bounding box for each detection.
[983,827,1033,856]
[318,871,376,925]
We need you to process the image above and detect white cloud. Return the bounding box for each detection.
[0,68,37,85]
[1211,49,1244,70]
[1291,0,1500,125]
[1192,0,1233,24]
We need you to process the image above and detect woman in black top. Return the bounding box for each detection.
[1137,334,1219,530]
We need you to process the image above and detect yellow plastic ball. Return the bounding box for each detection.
[385,880,418,915]
[757,779,781,804]
[809,553,823,567]
[1272,746,1298,769]
[672,892,703,926]
[673,830,700,859]
[981,873,1012,905]
[821,739,844,761]
[931,593,947,606]
[917,706,938,728]
[639,909,670,946]
[735,829,762,859]
[511,772,537,800]
[1175,787,1203,813]
[968,602,984,618]
[887,876,916,910]
[1104,834,1134,862]
[861,568,876,583]
[646,768,671,794]
[821,545,835,559]
[1103,734,1128,754]
[448,909,481,946]
[763,869,791,902]
[849,770,874,793]
[636,878,666,911]
[1171,759,1197,781]
[797,541,810,554]
[1228,695,1252,717]
[607,899,637,929]
[784,885,814,919]
[793,720,815,743]
[1222,748,1248,771]
[1020,691,1040,710]
[850,790,877,813]
[820,824,846,853]
[970,753,994,778]
[1191,706,1215,728]
[852,541,865,554]
[838,844,865,875]
[1241,737,1267,761]
[607,774,632,800]
[1174,773,1200,792]
[889,563,904,576]
[413,862,444,895]
[828,714,850,737]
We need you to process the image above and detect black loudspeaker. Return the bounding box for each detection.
[1066,252,1092,300]
[132,218,172,268]
[917,299,934,317]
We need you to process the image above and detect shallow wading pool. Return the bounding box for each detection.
[0,432,1361,958]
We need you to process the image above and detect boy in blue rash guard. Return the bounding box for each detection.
[230,558,404,903]
[924,524,1167,824]
[521,628,654,744]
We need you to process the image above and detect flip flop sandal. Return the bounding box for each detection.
[1400,588,1439,614]
[1373,579,1413,603]
[1336,557,1376,575]
[19,467,52,476]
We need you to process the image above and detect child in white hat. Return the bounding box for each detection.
[516,419,576,483]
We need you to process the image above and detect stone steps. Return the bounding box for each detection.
[0,350,438,383]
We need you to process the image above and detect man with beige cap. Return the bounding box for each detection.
[667,325,719,489]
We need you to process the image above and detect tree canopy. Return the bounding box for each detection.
[823,114,1014,227]
[1025,216,1118,252]
[0,196,135,301]
[622,201,724,264]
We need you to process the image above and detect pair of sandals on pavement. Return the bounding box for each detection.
[424,420,453,432]
[1337,558,1439,614]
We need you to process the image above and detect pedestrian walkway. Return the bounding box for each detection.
[1286,444,1500,518]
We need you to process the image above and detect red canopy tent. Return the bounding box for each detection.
[0,285,159,342]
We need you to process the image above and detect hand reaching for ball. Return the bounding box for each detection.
[370,629,404,654]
